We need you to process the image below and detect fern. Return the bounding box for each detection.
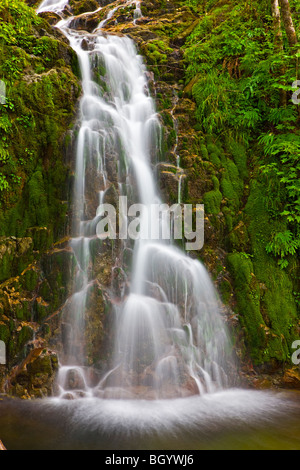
[266,230,300,268]
[0,173,9,192]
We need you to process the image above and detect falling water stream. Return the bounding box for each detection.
[0,0,299,451]
[40,0,233,400]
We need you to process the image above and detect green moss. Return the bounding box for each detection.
[27,170,49,226]
[219,278,232,304]
[27,354,53,376]
[211,175,219,191]
[17,325,34,348]
[203,179,222,215]
[206,142,221,156]
[210,152,221,168]
[26,227,53,252]
[38,279,52,303]
[15,300,32,321]
[0,323,10,344]
[144,40,172,66]
[0,0,80,239]
[16,243,35,275]
[69,0,102,15]
[226,138,248,180]
[227,179,298,364]
[220,159,243,211]
[21,268,39,292]
[223,206,233,232]
[35,298,50,322]
[245,181,298,359]
[227,252,267,363]
[200,144,208,160]
[228,221,249,252]
[0,243,15,282]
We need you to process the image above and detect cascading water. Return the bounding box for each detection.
[37,0,69,14]
[37,0,234,400]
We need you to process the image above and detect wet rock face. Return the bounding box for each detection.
[0,0,82,397]
[69,0,101,16]
[25,0,41,6]
[64,368,86,390]
[38,11,62,25]
[0,232,77,398]
[282,368,300,389]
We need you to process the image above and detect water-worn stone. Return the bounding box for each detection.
[282,368,300,389]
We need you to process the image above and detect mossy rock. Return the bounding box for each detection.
[245,181,298,360]
[227,252,267,363]
[17,325,35,350]
[0,1,80,241]
[219,278,233,304]
[20,267,39,292]
[34,296,50,322]
[26,227,53,252]
[69,0,99,15]
[0,237,35,283]
[225,138,248,180]
[220,159,243,212]
[0,240,16,282]
[228,221,250,252]
[0,323,11,345]
[14,300,32,322]
[227,179,298,365]
[27,353,55,376]
[10,349,59,398]
[203,188,222,215]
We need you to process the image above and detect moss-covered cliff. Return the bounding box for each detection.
[0,0,299,397]
[0,0,80,397]
[181,0,300,373]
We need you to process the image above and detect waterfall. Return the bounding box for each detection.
[37,0,234,400]
[37,0,69,14]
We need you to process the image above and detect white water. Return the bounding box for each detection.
[37,0,69,14]
[2,388,300,449]
[37,0,234,400]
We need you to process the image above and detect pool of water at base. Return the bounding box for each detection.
[0,388,299,450]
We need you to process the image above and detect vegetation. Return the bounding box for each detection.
[0,0,80,237]
[183,0,299,265]
[0,0,79,389]
[180,0,299,364]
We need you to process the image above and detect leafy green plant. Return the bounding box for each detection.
[266,231,300,269]
[0,147,12,166]
[16,114,34,129]
[259,132,300,223]
[0,173,9,192]
[0,114,12,133]
[259,131,300,267]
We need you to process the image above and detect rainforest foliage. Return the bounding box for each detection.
[0,0,80,237]
[183,0,299,269]
[0,0,80,393]
[179,0,299,364]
